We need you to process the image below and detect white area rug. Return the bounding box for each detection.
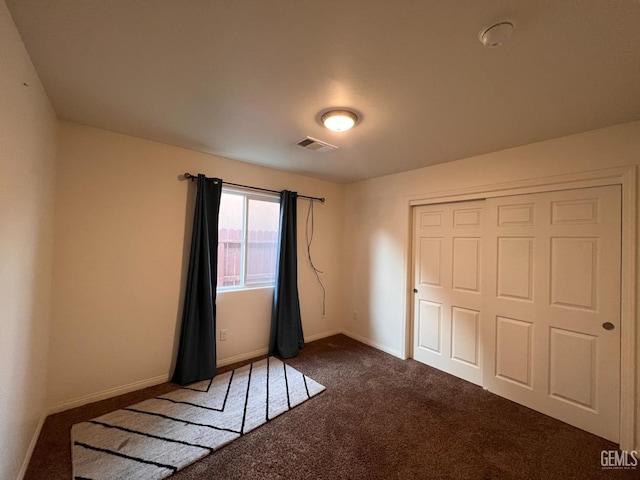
[71,357,325,479]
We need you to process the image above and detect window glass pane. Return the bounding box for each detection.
[218,192,244,287]
[245,198,280,285]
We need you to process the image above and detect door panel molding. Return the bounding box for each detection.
[405,165,637,450]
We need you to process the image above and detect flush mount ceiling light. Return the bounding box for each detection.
[321,109,358,132]
[478,21,514,47]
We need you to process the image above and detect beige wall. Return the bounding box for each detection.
[49,122,345,409]
[0,1,58,478]
[342,119,640,448]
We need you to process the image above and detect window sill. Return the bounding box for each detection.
[217,285,275,294]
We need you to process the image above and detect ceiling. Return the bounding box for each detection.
[6,1,640,183]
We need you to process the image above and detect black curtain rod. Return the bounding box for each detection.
[183,173,325,203]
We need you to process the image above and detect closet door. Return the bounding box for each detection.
[412,200,485,386]
[482,185,621,442]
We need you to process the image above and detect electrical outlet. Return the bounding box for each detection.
[220,329,228,341]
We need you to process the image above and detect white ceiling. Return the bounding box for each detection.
[6,0,640,183]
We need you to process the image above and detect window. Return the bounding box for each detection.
[217,189,280,290]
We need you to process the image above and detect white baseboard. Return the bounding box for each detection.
[340,329,403,359]
[305,329,342,343]
[17,412,46,480]
[216,330,342,367]
[48,373,170,415]
[46,329,380,416]
[217,347,269,367]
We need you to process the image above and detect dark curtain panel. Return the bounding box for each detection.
[172,174,222,385]
[269,191,305,358]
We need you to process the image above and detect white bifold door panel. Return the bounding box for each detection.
[412,185,621,442]
[413,201,485,386]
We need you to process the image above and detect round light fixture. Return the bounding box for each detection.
[478,21,514,47]
[321,110,358,132]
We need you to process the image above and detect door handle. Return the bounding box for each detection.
[602,322,615,330]
[413,288,418,293]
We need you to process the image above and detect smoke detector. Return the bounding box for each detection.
[295,136,338,153]
[479,21,514,47]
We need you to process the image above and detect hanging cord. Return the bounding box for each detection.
[306,199,326,316]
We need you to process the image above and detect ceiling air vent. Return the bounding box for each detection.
[295,136,338,153]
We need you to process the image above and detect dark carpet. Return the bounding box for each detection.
[25,335,636,479]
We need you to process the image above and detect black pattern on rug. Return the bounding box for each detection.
[71,357,325,480]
